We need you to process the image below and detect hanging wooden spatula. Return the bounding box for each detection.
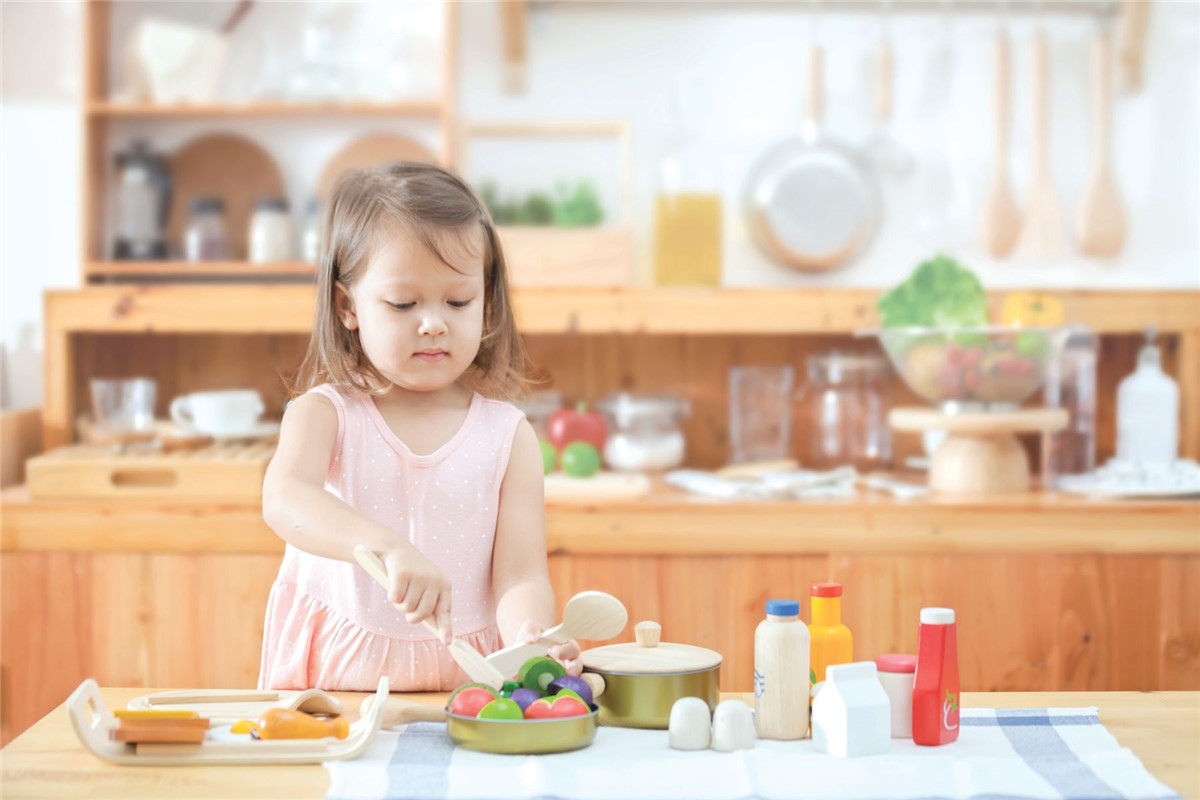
[485,591,628,680]
[352,546,505,690]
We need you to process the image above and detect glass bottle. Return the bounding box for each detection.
[653,74,721,286]
[1117,326,1179,464]
[1041,328,1097,487]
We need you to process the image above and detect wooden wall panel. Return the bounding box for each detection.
[71,335,309,428]
[524,332,1181,470]
[61,331,1191,467]
[1,552,281,746]
[548,553,1200,695]
[3,550,1196,743]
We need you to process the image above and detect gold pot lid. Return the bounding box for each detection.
[580,621,722,675]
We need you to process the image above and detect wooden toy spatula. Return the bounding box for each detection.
[352,546,505,689]
[485,591,628,679]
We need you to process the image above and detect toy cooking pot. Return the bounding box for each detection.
[370,697,599,755]
[580,620,721,729]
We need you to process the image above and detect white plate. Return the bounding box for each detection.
[1058,484,1200,499]
[1057,459,1200,499]
[180,421,281,441]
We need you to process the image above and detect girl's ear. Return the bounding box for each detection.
[334,282,359,331]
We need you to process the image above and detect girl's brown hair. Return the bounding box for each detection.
[293,161,530,401]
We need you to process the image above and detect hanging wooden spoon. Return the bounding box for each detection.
[485,591,628,679]
[979,29,1021,258]
[1076,28,1126,257]
[1020,29,1064,260]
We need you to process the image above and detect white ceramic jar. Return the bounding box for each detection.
[875,653,917,738]
[249,198,293,263]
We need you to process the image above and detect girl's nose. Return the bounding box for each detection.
[418,312,447,337]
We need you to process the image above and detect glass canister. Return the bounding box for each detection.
[794,351,893,471]
[249,198,293,263]
[183,197,229,261]
[597,393,690,471]
[1041,328,1097,487]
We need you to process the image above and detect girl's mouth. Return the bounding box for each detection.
[415,350,447,363]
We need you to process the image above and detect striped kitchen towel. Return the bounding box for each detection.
[326,708,1181,800]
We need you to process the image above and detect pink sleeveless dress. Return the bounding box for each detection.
[258,384,525,691]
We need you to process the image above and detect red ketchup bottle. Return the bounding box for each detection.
[912,607,959,746]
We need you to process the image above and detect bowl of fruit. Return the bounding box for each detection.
[442,657,599,755]
[860,255,1073,411]
[871,325,1067,410]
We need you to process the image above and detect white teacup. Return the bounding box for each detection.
[170,390,264,435]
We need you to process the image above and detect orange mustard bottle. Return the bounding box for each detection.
[808,582,853,688]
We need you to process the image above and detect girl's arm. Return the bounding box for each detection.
[262,393,454,643]
[492,420,582,673]
[492,421,555,630]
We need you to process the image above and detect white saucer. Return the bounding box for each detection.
[1057,459,1200,499]
[182,421,281,441]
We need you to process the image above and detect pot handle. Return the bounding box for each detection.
[580,672,606,700]
[806,45,824,128]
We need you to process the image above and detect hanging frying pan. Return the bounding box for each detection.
[744,44,881,272]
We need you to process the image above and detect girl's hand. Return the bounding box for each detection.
[515,620,583,676]
[382,545,454,645]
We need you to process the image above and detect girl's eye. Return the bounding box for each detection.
[387,301,416,311]
[447,299,473,309]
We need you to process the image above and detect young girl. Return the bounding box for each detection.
[259,162,580,691]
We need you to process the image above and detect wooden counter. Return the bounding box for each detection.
[4,484,1198,554]
[2,482,1198,745]
[2,688,1196,800]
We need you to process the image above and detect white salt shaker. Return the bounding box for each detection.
[875,654,916,739]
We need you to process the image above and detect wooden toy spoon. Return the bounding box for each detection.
[485,591,629,679]
[352,546,505,689]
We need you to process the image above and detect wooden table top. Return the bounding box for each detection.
[2,689,1196,800]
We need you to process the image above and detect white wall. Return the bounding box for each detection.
[2,1,1197,411]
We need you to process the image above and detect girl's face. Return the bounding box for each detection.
[336,227,486,395]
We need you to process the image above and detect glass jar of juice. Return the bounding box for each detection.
[654,75,721,286]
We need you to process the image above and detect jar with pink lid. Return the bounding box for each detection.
[875,653,916,739]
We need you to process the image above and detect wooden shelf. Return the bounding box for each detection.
[87,100,445,118]
[3,483,1197,555]
[86,261,315,280]
[46,285,1200,336]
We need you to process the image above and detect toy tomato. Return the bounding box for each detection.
[448,686,497,718]
[523,695,590,720]
[547,402,607,453]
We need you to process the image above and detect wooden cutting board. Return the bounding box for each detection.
[26,441,275,500]
[544,471,651,502]
[317,133,439,199]
[167,133,286,261]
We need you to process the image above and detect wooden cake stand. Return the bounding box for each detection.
[890,407,1068,494]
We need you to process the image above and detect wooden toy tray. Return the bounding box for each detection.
[27,440,275,500]
[67,678,388,766]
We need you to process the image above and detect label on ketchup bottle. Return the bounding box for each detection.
[912,607,959,746]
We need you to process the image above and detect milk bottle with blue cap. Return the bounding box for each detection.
[754,599,811,740]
